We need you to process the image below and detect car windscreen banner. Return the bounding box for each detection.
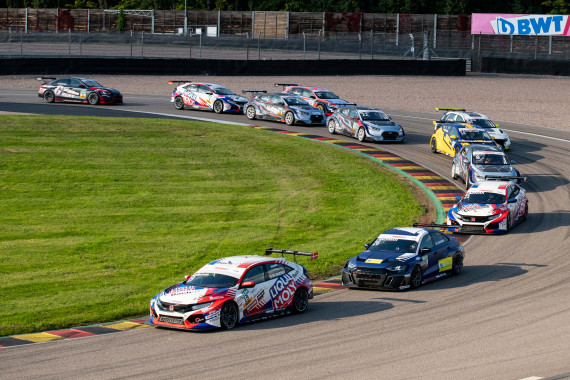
[471,13,570,36]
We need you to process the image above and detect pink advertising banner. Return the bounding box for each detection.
[472,13,570,36]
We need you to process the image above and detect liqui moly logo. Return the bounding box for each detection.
[472,14,570,36]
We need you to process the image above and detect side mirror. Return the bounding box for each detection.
[495,123,499,127]
[184,275,191,281]
[78,84,85,88]
[508,198,518,203]
[205,92,213,95]
[364,243,371,249]
[456,195,462,200]
[421,247,431,253]
[450,135,457,140]
[309,95,316,99]
[240,281,256,289]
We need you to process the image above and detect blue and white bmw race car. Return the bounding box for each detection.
[341,227,464,290]
[170,81,248,114]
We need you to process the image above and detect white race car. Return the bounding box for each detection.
[436,108,511,150]
[150,249,317,330]
[447,180,528,234]
[170,81,248,114]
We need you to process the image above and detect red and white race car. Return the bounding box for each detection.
[149,249,317,330]
[277,83,354,116]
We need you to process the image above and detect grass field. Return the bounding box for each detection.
[0,115,429,335]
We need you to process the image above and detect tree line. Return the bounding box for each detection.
[2,0,568,15]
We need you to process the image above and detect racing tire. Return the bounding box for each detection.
[357,127,366,142]
[522,203,529,221]
[285,111,295,126]
[292,287,309,314]
[220,301,239,330]
[451,254,463,276]
[246,106,256,120]
[410,265,422,289]
[213,100,224,114]
[43,90,55,103]
[327,119,337,134]
[451,162,458,180]
[506,214,511,233]
[87,92,100,105]
[174,96,184,110]
[430,138,437,153]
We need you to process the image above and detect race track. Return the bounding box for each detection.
[1,88,569,380]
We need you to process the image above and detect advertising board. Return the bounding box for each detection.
[472,13,570,36]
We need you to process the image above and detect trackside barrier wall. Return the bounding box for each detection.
[0,57,466,76]
[471,57,570,76]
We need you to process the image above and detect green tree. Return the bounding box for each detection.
[542,0,569,13]
[117,7,125,31]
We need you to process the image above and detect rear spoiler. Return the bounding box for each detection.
[413,223,452,229]
[274,83,298,90]
[265,248,318,262]
[242,89,267,94]
[484,176,527,182]
[37,77,56,84]
[435,108,466,112]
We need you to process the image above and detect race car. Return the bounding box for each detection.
[341,227,464,291]
[327,106,405,143]
[277,83,353,116]
[436,108,511,150]
[446,180,528,234]
[451,144,522,189]
[38,77,123,105]
[149,248,317,330]
[430,122,501,157]
[244,91,325,125]
[170,81,248,114]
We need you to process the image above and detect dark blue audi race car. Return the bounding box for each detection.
[341,227,464,291]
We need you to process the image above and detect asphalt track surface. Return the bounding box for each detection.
[1,89,569,380]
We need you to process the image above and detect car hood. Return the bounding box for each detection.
[456,202,506,216]
[158,283,229,305]
[291,105,322,113]
[357,249,416,263]
[220,94,248,103]
[473,165,515,174]
[91,86,121,94]
[364,120,400,129]
[327,99,351,105]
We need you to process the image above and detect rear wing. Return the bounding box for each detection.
[274,83,298,90]
[435,108,466,112]
[168,80,192,87]
[484,176,527,182]
[265,248,318,262]
[37,77,56,84]
[413,222,454,230]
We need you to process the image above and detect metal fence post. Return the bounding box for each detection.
[141,31,144,58]
[258,31,261,60]
[68,28,71,55]
[130,30,133,57]
[396,13,399,46]
[199,33,202,59]
[189,34,192,59]
[510,35,513,53]
[25,8,28,33]
[549,36,552,55]
[20,30,23,55]
[433,14,437,49]
[370,29,373,59]
[318,29,321,60]
[246,32,249,60]
[478,33,481,57]
[303,32,306,59]
[80,31,82,55]
[534,35,538,60]
[359,32,362,59]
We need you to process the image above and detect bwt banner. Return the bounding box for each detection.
[472,13,570,36]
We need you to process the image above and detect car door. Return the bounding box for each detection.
[506,184,522,223]
[182,84,199,107]
[70,78,88,102]
[196,84,213,109]
[418,234,439,278]
[441,125,456,155]
[265,262,297,312]
[431,232,454,273]
[337,108,352,134]
[238,264,272,320]
[53,78,73,100]
[456,146,469,178]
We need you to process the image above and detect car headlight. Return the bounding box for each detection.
[295,110,309,116]
[475,173,485,181]
[346,260,356,271]
[191,301,214,311]
[398,127,404,136]
[155,297,164,309]
[386,264,409,273]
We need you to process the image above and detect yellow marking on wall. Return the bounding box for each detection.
[15,332,64,343]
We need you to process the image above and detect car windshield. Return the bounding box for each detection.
[462,192,505,204]
[213,87,234,95]
[473,153,509,165]
[359,111,389,121]
[314,91,338,99]
[283,97,309,105]
[459,129,491,141]
[184,272,239,288]
[82,79,103,88]
[369,238,418,253]
[470,119,496,129]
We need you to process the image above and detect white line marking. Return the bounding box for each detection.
[107,108,251,126]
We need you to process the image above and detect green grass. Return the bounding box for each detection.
[0,115,428,335]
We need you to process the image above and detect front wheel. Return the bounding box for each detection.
[43,90,55,103]
[430,138,437,153]
[522,203,529,221]
[357,127,366,142]
[246,106,256,120]
[213,99,224,114]
[451,254,463,275]
[451,162,458,180]
[87,92,100,105]
[410,266,422,289]
[506,214,512,233]
[220,302,239,330]
[292,287,308,314]
[285,111,295,126]
[327,119,337,134]
[174,96,184,110]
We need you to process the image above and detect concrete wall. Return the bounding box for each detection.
[471,57,570,76]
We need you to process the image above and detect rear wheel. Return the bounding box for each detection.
[410,266,422,289]
[220,302,239,330]
[43,90,55,103]
[292,287,308,314]
[246,106,256,120]
[430,138,437,153]
[327,119,337,134]
[87,92,100,105]
[285,111,295,126]
[213,100,224,114]
[174,96,184,110]
[357,127,366,142]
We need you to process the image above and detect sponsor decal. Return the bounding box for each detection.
[205,309,220,321]
[270,273,296,309]
[472,13,570,36]
[168,286,197,295]
[421,255,429,269]
[365,258,383,264]
[438,257,453,272]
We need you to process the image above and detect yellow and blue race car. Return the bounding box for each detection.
[430,121,502,157]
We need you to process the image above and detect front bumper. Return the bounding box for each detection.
[295,113,325,125]
[341,267,411,290]
[447,211,508,234]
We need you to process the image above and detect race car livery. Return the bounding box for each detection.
[170,81,248,114]
[38,77,123,105]
[430,122,501,157]
[150,249,316,330]
[278,84,353,116]
[244,92,325,125]
[436,108,511,150]
[446,180,528,234]
[341,227,464,290]
[451,144,523,189]
[327,106,405,143]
